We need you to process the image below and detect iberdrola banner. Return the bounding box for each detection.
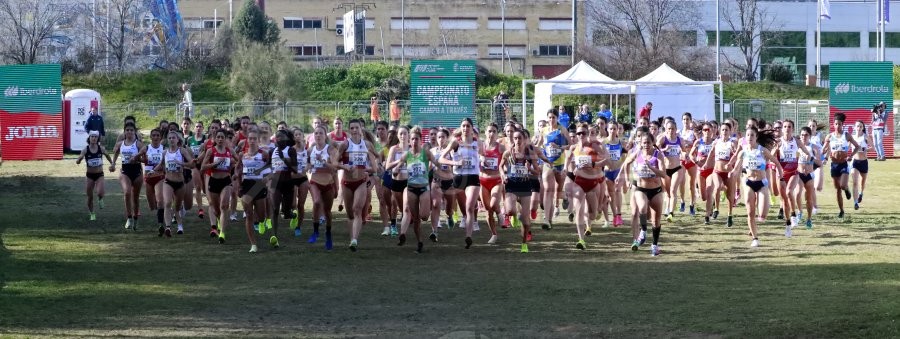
[828,61,893,158]
[0,64,63,160]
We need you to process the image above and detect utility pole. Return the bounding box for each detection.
[501,0,506,74]
[333,2,376,60]
[571,0,576,65]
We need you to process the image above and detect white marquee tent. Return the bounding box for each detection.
[634,63,716,122]
[531,61,630,128]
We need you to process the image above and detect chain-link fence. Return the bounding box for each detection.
[727,99,830,126]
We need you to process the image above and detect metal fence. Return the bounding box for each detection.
[727,99,830,125]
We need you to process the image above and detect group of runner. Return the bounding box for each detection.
[76,109,877,255]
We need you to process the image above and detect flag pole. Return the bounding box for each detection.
[816,0,821,82]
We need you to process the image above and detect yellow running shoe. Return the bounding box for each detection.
[290,214,299,228]
[576,239,586,250]
[585,226,592,236]
[265,218,272,232]
[89,213,96,221]
[521,243,529,253]
[218,232,225,244]
[269,235,279,248]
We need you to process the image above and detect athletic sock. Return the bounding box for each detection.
[157,209,164,224]
[640,214,648,232]
[390,218,397,226]
[652,226,660,245]
[313,221,320,234]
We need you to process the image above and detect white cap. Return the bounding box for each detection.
[89,130,100,136]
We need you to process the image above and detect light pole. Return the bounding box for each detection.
[715,0,720,80]
[571,0,576,65]
[401,0,405,64]
[501,0,506,74]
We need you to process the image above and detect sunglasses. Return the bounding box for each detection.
[702,128,710,131]
[576,131,586,136]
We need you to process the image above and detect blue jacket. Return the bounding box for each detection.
[85,114,105,136]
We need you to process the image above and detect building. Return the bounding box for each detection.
[178,0,584,77]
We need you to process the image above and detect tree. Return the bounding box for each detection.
[584,0,713,80]
[229,43,301,101]
[0,0,66,64]
[97,0,140,71]
[720,0,782,81]
[233,0,279,45]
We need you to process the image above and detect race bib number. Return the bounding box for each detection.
[461,158,475,170]
[145,165,155,172]
[510,164,528,178]
[699,145,713,157]
[297,156,307,173]
[243,164,260,175]
[665,145,681,157]
[716,149,731,160]
[166,161,181,172]
[483,157,498,170]
[87,158,102,167]
[409,163,426,178]
[190,145,201,157]
[546,147,561,158]
[609,149,621,161]
[121,152,134,163]
[149,154,162,165]
[637,164,654,178]
[214,157,230,171]
[350,152,367,167]
[782,149,796,162]
[575,155,592,169]
[272,156,286,171]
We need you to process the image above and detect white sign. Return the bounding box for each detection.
[343,10,355,53]
[69,97,93,150]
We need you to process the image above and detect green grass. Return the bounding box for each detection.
[64,70,238,104]
[2,159,900,337]
[724,81,829,101]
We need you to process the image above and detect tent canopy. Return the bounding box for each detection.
[533,61,630,127]
[634,63,715,122]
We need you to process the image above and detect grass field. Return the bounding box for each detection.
[2,158,899,338]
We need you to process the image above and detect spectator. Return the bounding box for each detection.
[596,104,613,121]
[557,105,571,129]
[638,102,653,120]
[389,97,402,128]
[180,83,193,119]
[872,101,888,161]
[370,96,381,122]
[576,104,593,124]
[493,91,510,126]
[84,106,105,141]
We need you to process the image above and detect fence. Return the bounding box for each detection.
[727,99,830,126]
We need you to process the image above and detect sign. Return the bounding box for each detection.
[410,60,476,128]
[0,64,63,160]
[342,10,355,53]
[829,62,893,157]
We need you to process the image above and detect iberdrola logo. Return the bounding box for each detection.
[833,83,850,94]
[4,86,19,97]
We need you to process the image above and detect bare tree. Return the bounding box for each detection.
[0,0,66,64]
[720,0,782,81]
[97,0,140,71]
[585,0,712,80]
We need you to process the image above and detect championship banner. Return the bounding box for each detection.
[828,61,893,158]
[409,60,476,129]
[0,64,63,160]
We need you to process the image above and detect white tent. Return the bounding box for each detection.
[634,63,715,122]
[532,61,630,128]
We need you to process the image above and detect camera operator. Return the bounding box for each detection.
[872,102,888,161]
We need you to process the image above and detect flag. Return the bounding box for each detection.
[820,0,831,19]
[884,0,890,23]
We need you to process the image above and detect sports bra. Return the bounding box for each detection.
[506,149,530,182]
[714,139,734,161]
[406,149,430,187]
[145,144,164,172]
[662,135,682,158]
[164,149,185,173]
[696,138,714,160]
[779,138,798,172]
[271,146,292,172]
[798,144,815,165]
[120,139,139,165]
[310,144,331,174]
[295,147,308,174]
[482,142,501,171]
[852,133,868,153]
[242,150,267,180]
[573,143,600,170]
[634,151,659,179]
[211,147,233,173]
[742,145,767,172]
[431,146,450,171]
[543,127,566,165]
[606,141,622,162]
[85,145,104,168]
[329,131,347,142]
[829,132,850,153]
[453,141,480,175]
[345,138,370,169]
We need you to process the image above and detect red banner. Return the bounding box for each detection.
[0,111,63,160]
[828,107,894,158]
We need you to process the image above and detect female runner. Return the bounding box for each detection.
[479,123,505,244]
[200,129,237,243]
[155,131,194,237]
[850,120,873,210]
[603,120,626,228]
[773,120,809,232]
[307,125,340,250]
[538,110,570,230]
[679,113,698,215]
[376,124,398,236]
[568,123,609,250]
[187,120,207,219]
[500,128,538,253]
[395,126,438,253]
[821,113,860,218]
[797,127,821,229]
[329,117,348,212]
[657,120,685,222]
[702,122,738,227]
[387,127,412,237]
[238,131,271,253]
[430,128,455,242]
[729,127,782,246]
[689,122,716,224]
[618,128,666,256]
[290,128,310,237]
[440,118,481,249]
[112,122,144,230]
[339,119,379,252]
[135,129,165,231]
[268,130,299,248]
[76,131,112,220]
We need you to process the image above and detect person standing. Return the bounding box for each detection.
[493,91,510,126]
[180,83,193,119]
[596,104,613,122]
[557,105,571,129]
[370,96,381,122]
[389,97,402,128]
[639,102,653,120]
[576,104,593,124]
[871,102,888,161]
[84,107,105,142]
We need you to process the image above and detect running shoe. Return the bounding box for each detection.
[704,215,711,225]
[308,231,319,244]
[430,232,438,242]
[98,199,104,209]
[487,234,498,244]
[89,213,96,221]
[790,216,798,229]
[176,225,184,235]
[554,208,560,218]
[339,204,344,212]
[602,220,609,229]
[797,211,803,221]
[198,209,205,219]
[585,226,592,236]
[631,240,640,251]
[576,239,586,250]
[249,245,258,253]
[712,209,719,220]
[125,218,132,230]
[843,187,851,200]
[568,212,575,222]
[465,237,473,249]
[651,244,660,257]
[473,222,480,232]
[614,215,623,227]
[502,216,511,229]
[531,209,537,220]
[854,202,859,210]
[726,215,734,228]
[158,225,164,237]
[806,218,813,230]
[294,227,302,237]
[381,227,390,236]
[218,233,225,244]
[265,218,272,232]
[666,213,673,223]
[416,242,423,253]
[838,210,845,219]
[290,215,299,229]
[460,217,467,229]
[398,234,407,246]
[390,225,398,237]
[229,213,238,221]
[638,230,646,245]
[689,205,696,216]
[210,225,219,238]
[319,216,326,226]
[785,223,792,238]
[521,243,529,253]
[325,234,334,250]
[270,235,279,248]
[164,227,172,238]
[439,219,447,229]
[448,214,455,229]
[253,223,260,233]
[512,216,522,228]
[777,207,784,220]
[750,239,759,247]
[812,207,818,215]
[857,193,864,203]
[243,212,247,219]
[562,198,569,210]
[541,223,552,230]
[526,231,533,242]
[680,201,685,213]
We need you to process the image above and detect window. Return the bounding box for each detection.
[670,30,698,46]
[336,45,376,55]
[818,32,860,48]
[868,32,900,47]
[592,30,641,46]
[705,31,741,47]
[203,20,223,29]
[284,18,322,29]
[336,18,375,30]
[762,31,805,47]
[391,18,429,30]
[538,45,571,56]
[183,19,203,29]
[538,18,571,30]
[760,31,806,83]
[290,45,322,56]
[439,18,478,30]
[390,45,432,57]
[488,45,526,57]
[487,18,526,30]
